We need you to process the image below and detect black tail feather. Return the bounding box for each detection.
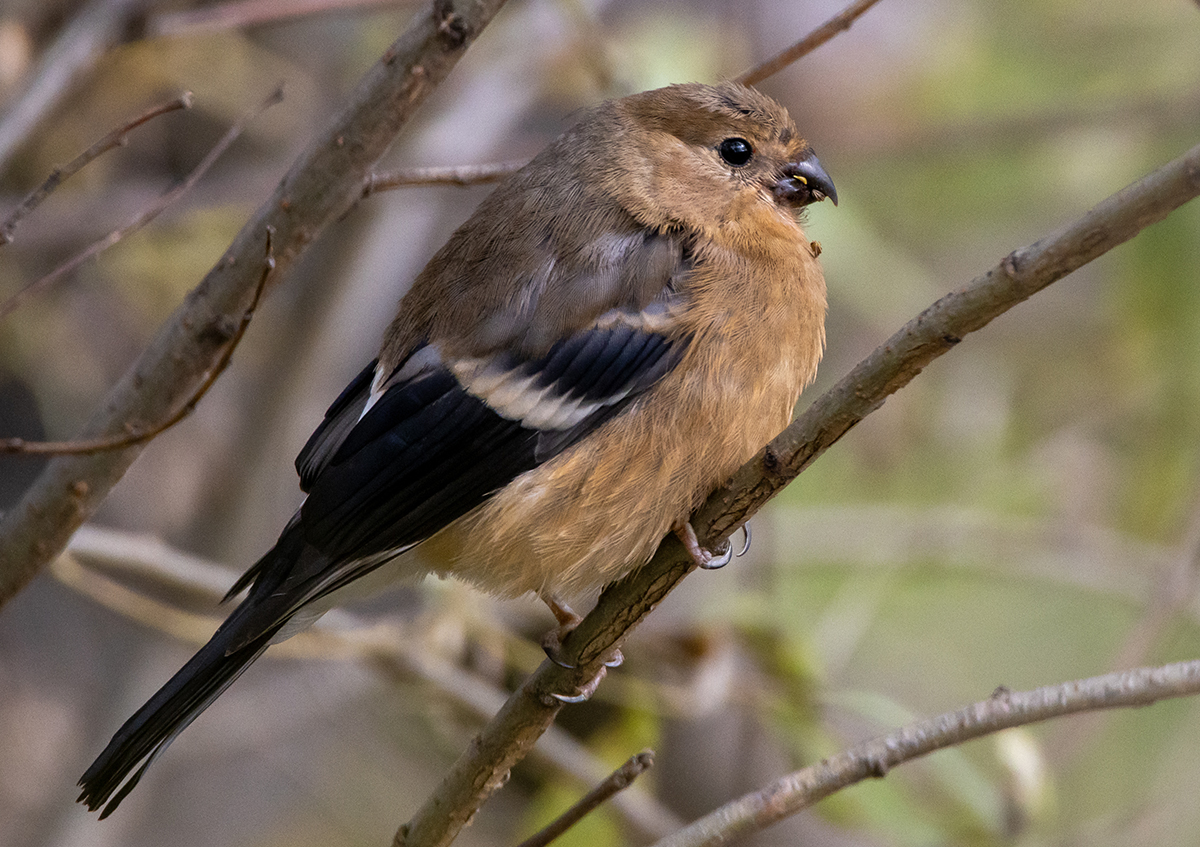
[77,527,311,818]
[77,613,281,818]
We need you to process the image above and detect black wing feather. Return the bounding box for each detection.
[78,321,688,819]
[296,360,377,492]
[301,375,536,560]
[299,323,686,567]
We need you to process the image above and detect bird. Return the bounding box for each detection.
[77,80,836,817]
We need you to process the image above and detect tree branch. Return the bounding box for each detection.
[0,0,511,607]
[393,139,1200,847]
[515,751,655,847]
[0,93,192,246]
[149,0,410,38]
[650,661,1200,847]
[363,159,528,193]
[0,88,275,322]
[51,523,683,841]
[737,0,885,86]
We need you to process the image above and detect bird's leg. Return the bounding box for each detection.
[674,520,733,570]
[540,594,582,668]
[539,593,623,704]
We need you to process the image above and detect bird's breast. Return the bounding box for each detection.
[421,238,827,602]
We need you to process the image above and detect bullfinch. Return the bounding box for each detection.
[78,81,836,816]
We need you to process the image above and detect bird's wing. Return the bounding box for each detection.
[232,238,692,605]
[300,319,685,571]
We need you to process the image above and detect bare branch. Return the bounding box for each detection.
[363,159,527,194]
[0,0,145,171]
[0,226,274,455]
[694,140,1200,546]
[393,140,1200,847]
[0,93,193,246]
[515,751,655,847]
[52,524,683,841]
[368,2,887,197]
[650,661,1200,847]
[149,0,412,38]
[737,0,884,86]
[0,0,512,607]
[0,87,280,322]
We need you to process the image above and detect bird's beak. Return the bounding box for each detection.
[773,153,838,208]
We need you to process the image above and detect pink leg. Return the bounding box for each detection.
[538,593,623,704]
[674,521,733,570]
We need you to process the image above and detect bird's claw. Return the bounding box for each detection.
[539,593,621,699]
[675,521,738,570]
[699,539,733,570]
[541,629,576,668]
[548,666,607,704]
[735,522,751,557]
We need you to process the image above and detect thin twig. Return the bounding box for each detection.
[737,0,885,86]
[650,661,1200,847]
[392,140,1200,847]
[363,159,527,194]
[0,93,193,246]
[0,0,511,610]
[51,524,683,841]
[0,87,282,322]
[0,226,273,456]
[515,751,655,847]
[149,0,409,38]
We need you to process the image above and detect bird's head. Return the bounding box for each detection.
[599,82,836,241]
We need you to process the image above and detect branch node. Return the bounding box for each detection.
[435,0,469,48]
[202,314,241,345]
[863,750,891,778]
[762,444,785,478]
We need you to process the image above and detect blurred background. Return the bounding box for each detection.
[1,0,1199,845]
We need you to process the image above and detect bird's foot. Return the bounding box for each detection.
[539,594,622,703]
[675,521,731,570]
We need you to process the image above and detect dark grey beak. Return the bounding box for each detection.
[774,153,838,207]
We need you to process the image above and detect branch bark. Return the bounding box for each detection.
[651,660,1200,847]
[394,139,1200,847]
[49,525,685,841]
[0,0,510,606]
[0,93,193,246]
[737,0,884,86]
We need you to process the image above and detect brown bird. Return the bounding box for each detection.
[78,81,836,817]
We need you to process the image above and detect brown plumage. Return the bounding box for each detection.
[78,81,835,817]
[416,85,830,598]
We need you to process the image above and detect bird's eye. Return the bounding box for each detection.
[718,137,753,167]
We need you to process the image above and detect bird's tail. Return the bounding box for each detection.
[77,618,276,817]
[77,527,308,818]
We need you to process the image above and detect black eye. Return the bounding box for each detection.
[718,137,753,167]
